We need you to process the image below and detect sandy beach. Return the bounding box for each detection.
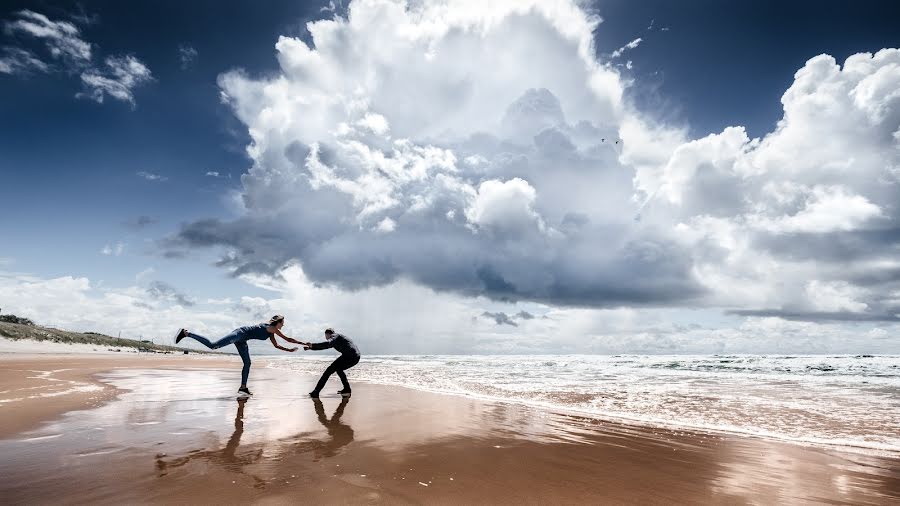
[1,355,898,505]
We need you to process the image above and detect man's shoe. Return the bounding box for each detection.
[308,391,320,398]
[238,386,253,396]
[337,389,352,397]
[175,328,187,344]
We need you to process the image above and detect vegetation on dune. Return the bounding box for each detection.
[0,318,218,354]
[0,314,34,325]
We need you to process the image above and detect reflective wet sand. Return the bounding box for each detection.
[1,360,898,504]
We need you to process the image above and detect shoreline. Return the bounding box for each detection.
[3,352,898,459]
[1,354,898,503]
[3,352,897,458]
[264,353,900,458]
[306,380,900,459]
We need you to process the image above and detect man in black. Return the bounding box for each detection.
[302,328,361,398]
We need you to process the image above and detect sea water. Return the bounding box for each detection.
[267,354,900,455]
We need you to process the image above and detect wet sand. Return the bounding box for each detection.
[1,357,898,504]
[0,354,239,435]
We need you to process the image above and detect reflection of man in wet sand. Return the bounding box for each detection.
[313,397,354,460]
[155,398,265,487]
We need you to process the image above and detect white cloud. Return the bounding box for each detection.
[652,126,748,205]
[3,10,92,65]
[78,55,153,105]
[0,47,50,74]
[465,178,547,235]
[178,44,198,69]
[610,37,642,59]
[357,112,390,135]
[135,267,155,282]
[748,185,882,234]
[644,49,900,319]
[805,280,869,313]
[375,217,396,233]
[146,281,195,307]
[320,1,344,13]
[2,9,151,105]
[100,242,125,256]
[136,170,167,182]
[205,171,220,177]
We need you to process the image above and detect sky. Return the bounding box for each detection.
[1,0,899,354]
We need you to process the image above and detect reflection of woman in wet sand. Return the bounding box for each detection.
[156,398,267,488]
[313,397,354,460]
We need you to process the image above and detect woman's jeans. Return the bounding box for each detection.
[187,331,252,386]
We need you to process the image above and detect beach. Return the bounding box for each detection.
[1,354,898,504]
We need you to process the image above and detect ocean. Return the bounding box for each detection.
[267,354,900,455]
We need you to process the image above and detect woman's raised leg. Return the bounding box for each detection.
[186,329,243,350]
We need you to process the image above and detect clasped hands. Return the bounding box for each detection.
[284,337,312,351]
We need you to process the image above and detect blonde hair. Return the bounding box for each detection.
[269,315,285,325]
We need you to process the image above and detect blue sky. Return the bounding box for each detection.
[1,0,899,353]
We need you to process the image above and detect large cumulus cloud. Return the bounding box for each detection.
[167,0,700,307]
[168,0,900,321]
[636,50,900,321]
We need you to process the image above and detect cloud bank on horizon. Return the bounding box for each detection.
[162,0,900,326]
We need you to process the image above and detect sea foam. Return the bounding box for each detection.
[267,354,900,455]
